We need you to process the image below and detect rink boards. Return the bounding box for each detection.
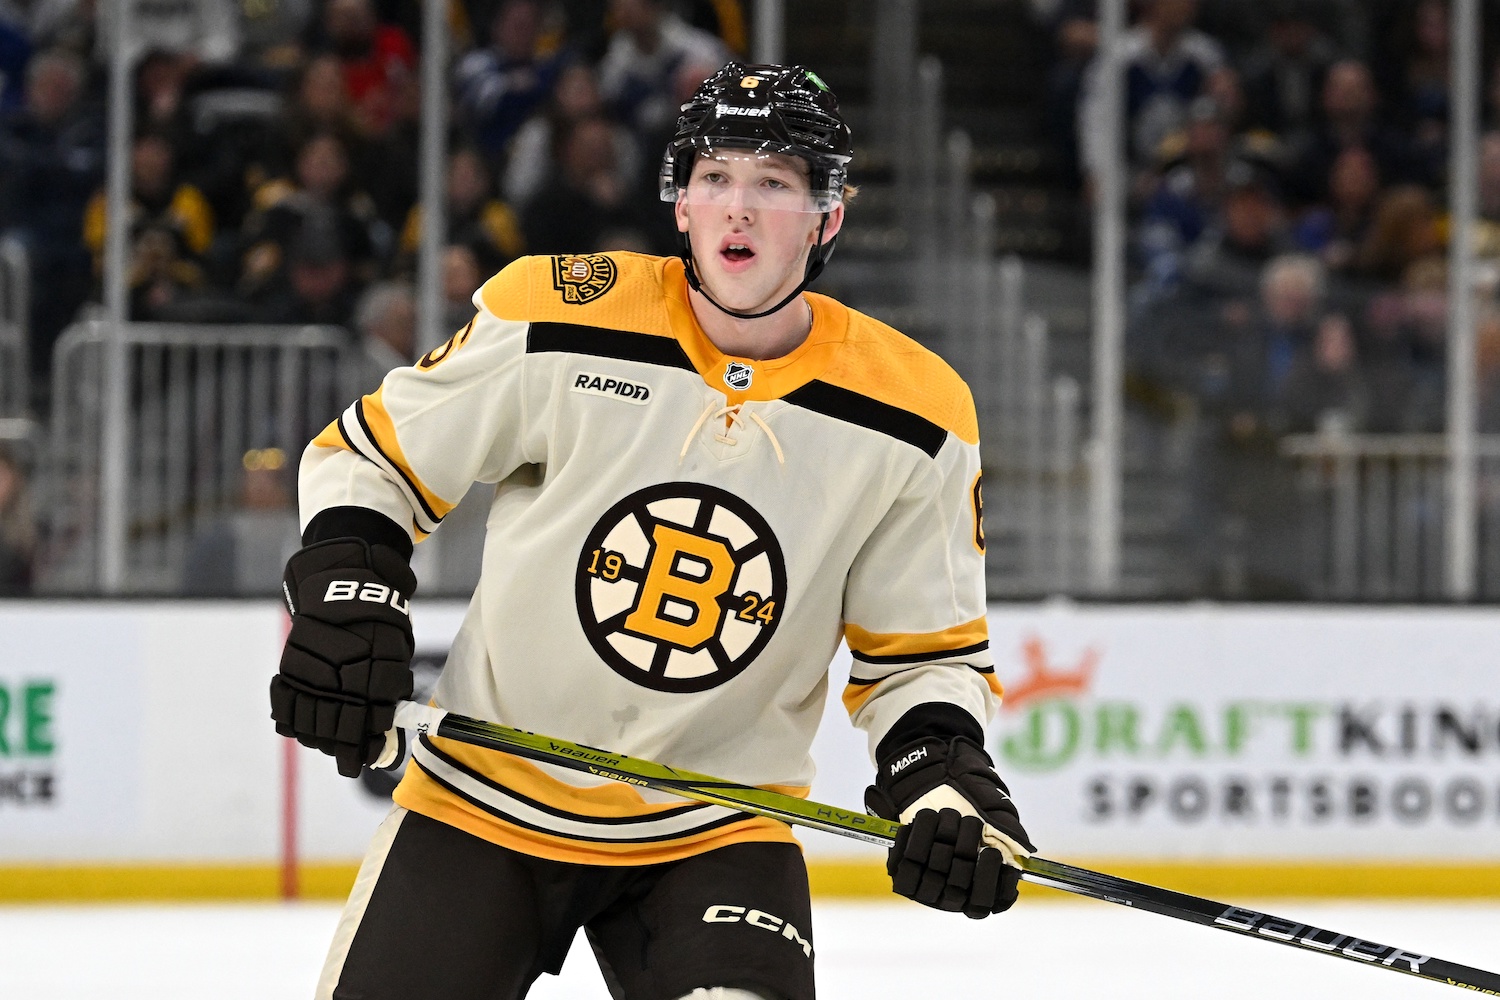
[1,600,1498,901]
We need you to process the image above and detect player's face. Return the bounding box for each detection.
[675,150,844,316]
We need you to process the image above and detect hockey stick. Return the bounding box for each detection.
[394,700,1500,994]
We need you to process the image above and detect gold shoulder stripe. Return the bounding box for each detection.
[841,664,1003,717]
[844,616,989,663]
[310,418,352,453]
[812,301,980,445]
[308,413,434,541]
[980,667,1004,700]
[476,255,534,320]
[394,742,802,866]
[398,774,796,866]
[841,681,875,717]
[478,252,676,337]
[356,388,457,522]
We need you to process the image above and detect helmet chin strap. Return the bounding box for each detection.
[682,213,830,321]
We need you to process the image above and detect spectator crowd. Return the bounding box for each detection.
[0,0,742,594]
[0,0,1494,599]
[0,0,740,413]
[1038,0,1500,439]
[1039,0,1500,594]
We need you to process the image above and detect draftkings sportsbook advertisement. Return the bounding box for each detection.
[1,601,1497,887]
[983,605,1500,863]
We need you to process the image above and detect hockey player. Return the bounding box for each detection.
[270,62,1034,1000]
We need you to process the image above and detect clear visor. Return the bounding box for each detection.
[662,149,840,214]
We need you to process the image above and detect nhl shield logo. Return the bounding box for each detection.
[723,362,754,391]
[551,254,619,304]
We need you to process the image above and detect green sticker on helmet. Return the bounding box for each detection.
[805,71,830,92]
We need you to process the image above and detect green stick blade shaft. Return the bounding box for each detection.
[397,701,898,845]
[395,702,1500,993]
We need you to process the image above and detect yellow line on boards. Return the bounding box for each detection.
[1041,861,1500,901]
[0,864,358,902]
[813,860,1500,901]
[3,861,1500,903]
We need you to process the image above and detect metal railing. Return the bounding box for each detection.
[0,235,30,418]
[973,270,1090,597]
[35,321,363,594]
[849,31,1098,598]
[1282,430,1500,600]
[870,0,919,166]
[858,13,1099,595]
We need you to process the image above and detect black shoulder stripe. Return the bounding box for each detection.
[353,400,444,526]
[851,640,991,666]
[846,664,921,686]
[783,380,948,457]
[334,413,357,450]
[527,321,694,371]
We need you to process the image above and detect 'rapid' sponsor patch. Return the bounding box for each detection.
[572,372,652,404]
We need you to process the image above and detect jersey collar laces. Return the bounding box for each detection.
[679,401,785,465]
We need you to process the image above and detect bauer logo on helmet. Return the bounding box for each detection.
[716,103,771,118]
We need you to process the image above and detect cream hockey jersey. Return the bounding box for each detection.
[300,251,1001,865]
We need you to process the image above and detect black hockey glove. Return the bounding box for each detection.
[865,735,1035,919]
[270,536,416,777]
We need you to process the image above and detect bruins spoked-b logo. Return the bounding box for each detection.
[552,253,618,304]
[576,483,787,693]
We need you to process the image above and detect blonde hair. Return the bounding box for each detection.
[1260,253,1326,304]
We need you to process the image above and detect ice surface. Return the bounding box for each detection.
[1,897,1495,998]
